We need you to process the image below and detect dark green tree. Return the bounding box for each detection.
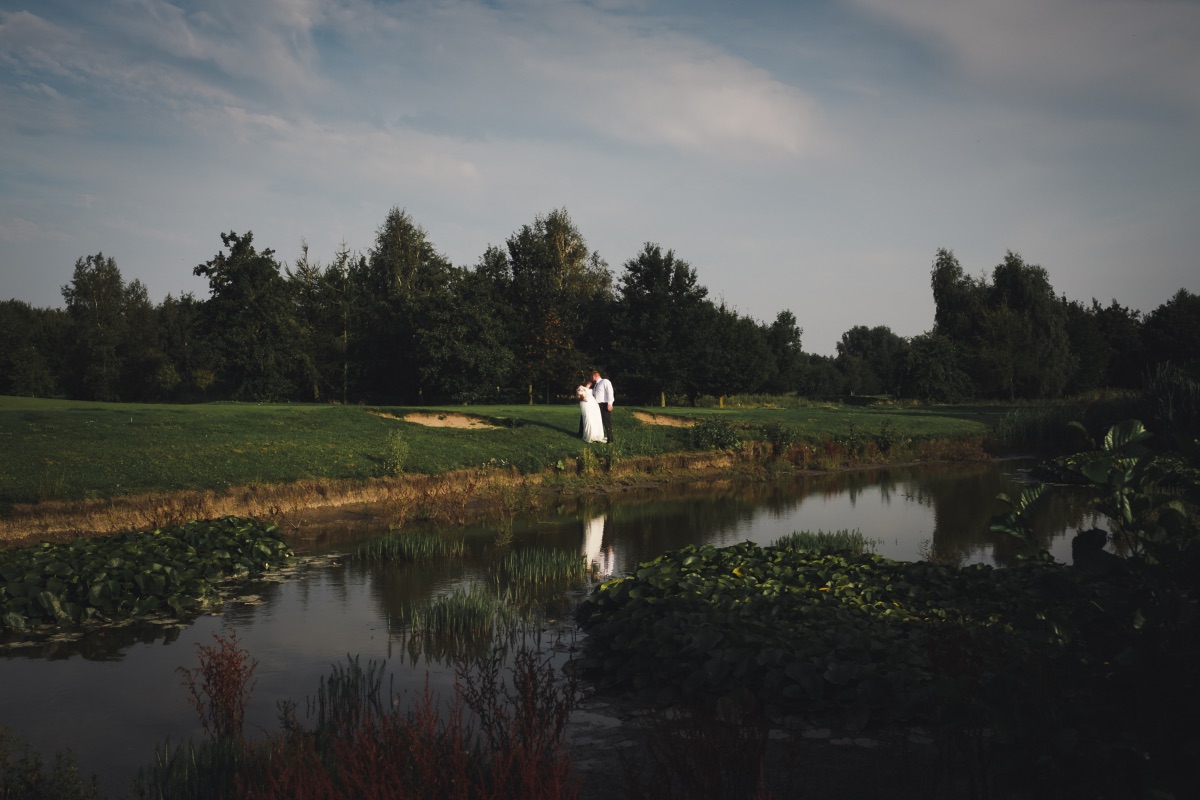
[414,262,516,403]
[613,243,708,405]
[1060,297,1108,395]
[903,332,972,403]
[505,209,612,402]
[763,310,804,394]
[978,252,1075,399]
[930,248,986,345]
[795,352,842,398]
[1092,299,1145,388]
[60,253,151,401]
[156,292,216,401]
[358,208,455,402]
[835,325,908,396]
[687,303,773,404]
[0,300,67,397]
[1142,288,1200,374]
[193,231,306,401]
[930,248,1075,399]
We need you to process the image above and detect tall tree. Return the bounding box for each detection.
[613,243,708,405]
[193,231,305,401]
[979,252,1075,399]
[505,209,612,401]
[61,253,137,401]
[156,292,216,400]
[930,248,986,345]
[360,208,455,401]
[1061,298,1108,395]
[1142,288,1200,374]
[763,310,804,394]
[687,303,773,404]
[1091,299,1144,388]
[835,325,908,396]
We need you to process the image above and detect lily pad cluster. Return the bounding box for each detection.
[1,516,292,632]
[574,541,1084,725]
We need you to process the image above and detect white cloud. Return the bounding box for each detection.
[845,0,1200,117]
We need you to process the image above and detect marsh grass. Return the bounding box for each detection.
[492,547,591,594]
[404,585,515,662]
[771,528,878,555]
[355,530,467,562]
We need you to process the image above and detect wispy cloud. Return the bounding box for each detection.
[846,0,1200,118]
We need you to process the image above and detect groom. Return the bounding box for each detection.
[590,368,614,443]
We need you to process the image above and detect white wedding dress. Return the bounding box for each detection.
[579,392,606,443]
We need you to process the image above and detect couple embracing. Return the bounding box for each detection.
[575,369,614,444]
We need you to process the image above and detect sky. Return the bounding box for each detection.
[1,0,1197,357]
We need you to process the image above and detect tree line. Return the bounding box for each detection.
[1,207,1197,405]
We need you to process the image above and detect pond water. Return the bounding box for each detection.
[0,459,1105,796]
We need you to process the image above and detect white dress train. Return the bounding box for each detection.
[580,393,606,443]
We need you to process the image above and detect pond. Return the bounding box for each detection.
[0,458,1104,796]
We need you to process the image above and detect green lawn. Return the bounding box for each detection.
[0,396,999,507]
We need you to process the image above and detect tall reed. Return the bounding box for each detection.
[355,530,467,562]
[771,528,878,555]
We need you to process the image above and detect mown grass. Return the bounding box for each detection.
[1,395,998,510]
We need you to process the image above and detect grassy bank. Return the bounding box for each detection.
[1,395,1002,542]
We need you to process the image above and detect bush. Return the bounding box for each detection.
[690,419,742,451]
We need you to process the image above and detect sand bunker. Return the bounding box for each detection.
[400,412,501,430]
[368,410,499,429]
[632,410,695,428]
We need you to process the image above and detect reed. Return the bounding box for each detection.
[492,547,591,593]
[770,528,878,555]
[355,530,467,562]
[406,584,512,644]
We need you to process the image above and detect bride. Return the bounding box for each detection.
[577,383,606,443]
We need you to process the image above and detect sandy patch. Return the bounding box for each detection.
[400,412,501,430]
[633,410,695,428]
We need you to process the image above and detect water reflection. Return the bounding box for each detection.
[582,514,617,579]
[0,459,1108,796]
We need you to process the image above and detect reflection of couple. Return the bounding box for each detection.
[576,368,614,444]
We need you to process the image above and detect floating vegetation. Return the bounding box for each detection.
[354,530,466,562]
[771,528,878,555]
[0,516,292,633]
[575,541,1082,725]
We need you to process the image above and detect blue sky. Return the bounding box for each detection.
[1,0,1197,356]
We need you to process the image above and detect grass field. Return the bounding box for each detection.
[0,395,1003,509]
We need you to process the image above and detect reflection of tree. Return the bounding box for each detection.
[918,462,1103,566]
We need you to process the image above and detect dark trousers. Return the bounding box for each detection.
[598,404,613,443]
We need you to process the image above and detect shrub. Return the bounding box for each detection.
[690,419,742,451]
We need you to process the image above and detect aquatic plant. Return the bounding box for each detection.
[354,530,466,562]
[141,644,581,800]
[0,517,292,633]
[491,547,591,594]
[770,528,877,555]
[575,541,1077,725]
[405,584,513,656]
[178,626,258,742]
